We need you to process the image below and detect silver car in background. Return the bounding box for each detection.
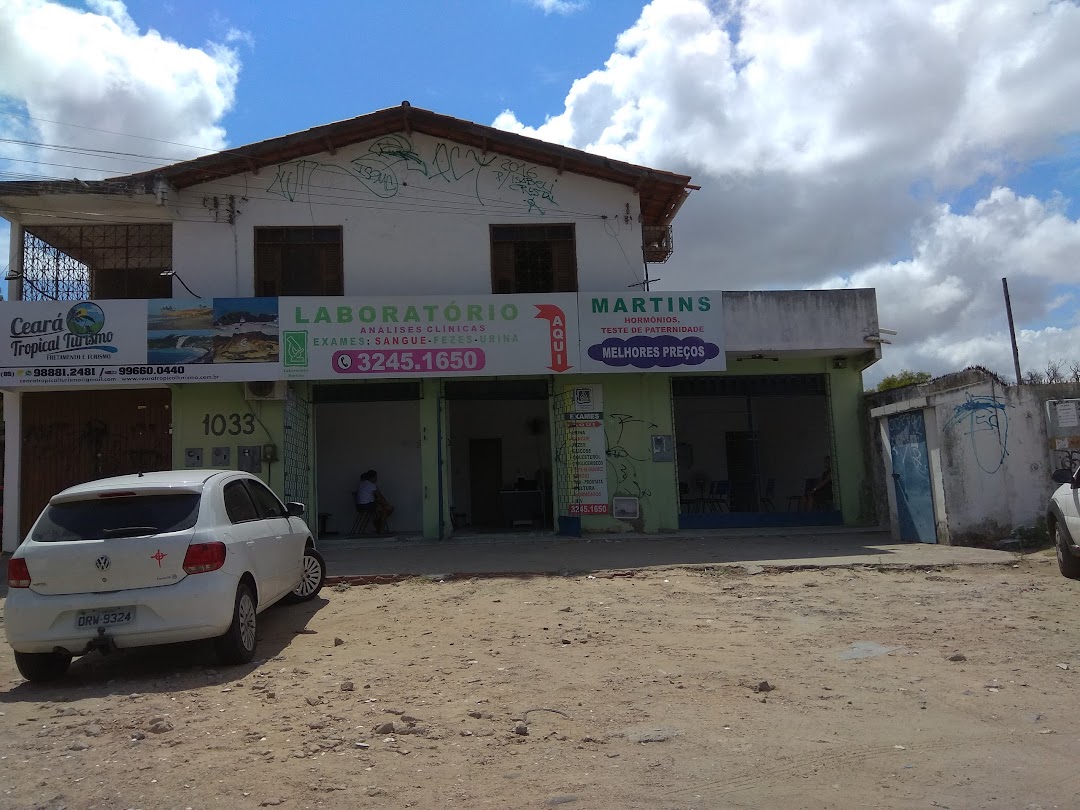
[1048,465,1080,580]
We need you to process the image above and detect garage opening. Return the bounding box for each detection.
[445,379,553,533]
[672,375,839,528]
[313,382,422,538]
[20,388,172,536]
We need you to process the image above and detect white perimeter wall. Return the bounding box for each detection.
[167,131,645,298]
[933,383,1056,538]
[878,381,1059,540]
[314,400,423,534]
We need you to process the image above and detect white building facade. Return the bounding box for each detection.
[0,105,882,550]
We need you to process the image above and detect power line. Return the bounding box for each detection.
[0,110,221,155]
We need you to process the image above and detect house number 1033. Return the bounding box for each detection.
[202,412,256,436]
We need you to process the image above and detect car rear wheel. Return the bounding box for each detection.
[14,651,72,683]
[284,547,326,604]
[215,582,258,665]
[1052,519,1080,580]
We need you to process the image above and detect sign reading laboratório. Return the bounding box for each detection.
[281,295,578,380]
[577,292,725,373]
[0,298,281,387]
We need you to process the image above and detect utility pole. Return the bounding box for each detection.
[1002,277,1023,385]
[628,263,659,292]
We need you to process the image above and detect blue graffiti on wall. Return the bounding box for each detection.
[944,393,1010,474]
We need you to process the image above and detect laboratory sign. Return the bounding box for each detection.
[577,292,725,373]
[0,298,281,387]
[281,294,578,380]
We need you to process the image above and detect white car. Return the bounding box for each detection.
[1048,465,1080,580]
[5,470,326,682]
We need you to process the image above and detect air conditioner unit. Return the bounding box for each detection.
[243,381,287,401]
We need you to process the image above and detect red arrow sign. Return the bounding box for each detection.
[534,304,572,372]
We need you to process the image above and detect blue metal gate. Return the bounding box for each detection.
[887,411,936,543]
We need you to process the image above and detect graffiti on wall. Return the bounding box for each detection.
[944,393,1010,474]
[266,134,559,214]
[605,412,657,506]
[1056,448,1080,472]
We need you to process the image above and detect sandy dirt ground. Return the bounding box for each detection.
[1,558,1078,810]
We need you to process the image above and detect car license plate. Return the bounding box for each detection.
[75,607,135,630]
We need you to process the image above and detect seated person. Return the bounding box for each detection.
[801,456,833,511]
[355,469,394,533]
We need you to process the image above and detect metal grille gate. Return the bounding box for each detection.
[551,386,577,533]
[283,384,311,507]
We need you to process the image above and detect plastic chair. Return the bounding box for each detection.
[787,478,816,511]
[706,480,730,512]
[679,481,695,513]
[760,478,775,511]
[349,491,373,536]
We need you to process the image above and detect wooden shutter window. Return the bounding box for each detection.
[254,227,343,296]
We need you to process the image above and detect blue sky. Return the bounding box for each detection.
[99,0,648,152]
[1,0,1079,384]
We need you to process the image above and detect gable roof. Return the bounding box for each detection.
[0,102,695,227]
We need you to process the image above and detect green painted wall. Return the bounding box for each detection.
[419,378,445,540]
[827,364,870,524]
[547,360,872,533]
[170,383,286,497]
[562,374,679,534]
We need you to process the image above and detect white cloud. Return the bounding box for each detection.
[822,188,1080,381]
[0,0,241,177]
[495,0,1080,383]
[526,0,586,15]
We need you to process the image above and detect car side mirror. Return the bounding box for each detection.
[286,501,306,517]
[1051,468,1075,485]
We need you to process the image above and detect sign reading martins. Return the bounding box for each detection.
[576,292,725,373]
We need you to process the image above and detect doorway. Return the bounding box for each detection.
[312,382,423,538]
[446,379,553,532]
[886,410,937,543]
[469,438,503,527]
[673,375,838,527]
[20,388,172,536]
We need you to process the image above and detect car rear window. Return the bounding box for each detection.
[30,494,202,543]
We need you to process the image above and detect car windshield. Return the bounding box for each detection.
[30,494,201,543]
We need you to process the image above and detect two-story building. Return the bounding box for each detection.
[0,103,883,552]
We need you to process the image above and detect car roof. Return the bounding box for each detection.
[53,470,236,500]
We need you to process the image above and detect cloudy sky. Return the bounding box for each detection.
[1,0,1078,385]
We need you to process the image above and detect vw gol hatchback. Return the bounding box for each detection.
[5,471,325,682]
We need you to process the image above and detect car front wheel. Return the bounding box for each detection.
[215,582,258,664]
[14,651,72,683]
[1052,519,1080,580]
[284,547,326,604]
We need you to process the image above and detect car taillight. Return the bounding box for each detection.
[8,557,31,588]
[182,542,227,574]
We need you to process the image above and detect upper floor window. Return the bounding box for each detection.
[490,224,577,294]
[21,224,171,301]
[254,226,343,297]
